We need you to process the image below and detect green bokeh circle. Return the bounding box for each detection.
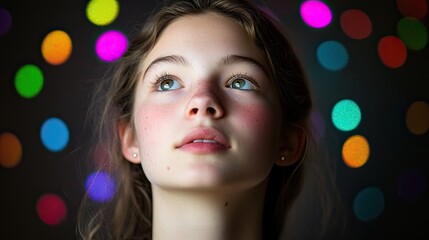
[15,64,44,98]
[397,17,428,51]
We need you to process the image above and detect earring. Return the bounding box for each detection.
[281,156,285,161]
[132,153,138,158]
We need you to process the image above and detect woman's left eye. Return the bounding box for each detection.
[227,76,256,90]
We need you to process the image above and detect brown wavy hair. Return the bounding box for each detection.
[78,0,344,239]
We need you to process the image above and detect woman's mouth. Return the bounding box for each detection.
[176,128,230,154]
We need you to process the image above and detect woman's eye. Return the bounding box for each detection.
[158,79,182,91]
[228,78,255,90]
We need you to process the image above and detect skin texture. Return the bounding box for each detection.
[119,13,304,240]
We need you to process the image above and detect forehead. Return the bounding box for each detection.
[142,12,268,71]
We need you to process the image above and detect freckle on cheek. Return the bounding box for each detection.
[238,105,272,127]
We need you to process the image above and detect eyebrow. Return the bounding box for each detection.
[143,55,190,77]
[219,55,269,76]
[143,54,269,78]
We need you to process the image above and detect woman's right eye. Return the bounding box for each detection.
[156,77,182,91]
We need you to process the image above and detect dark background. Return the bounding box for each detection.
[1,0,428,239]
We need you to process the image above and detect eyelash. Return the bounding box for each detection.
[149,72,259,91]
[150,72,179,91]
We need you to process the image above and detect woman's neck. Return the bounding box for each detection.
[151,181,268,240]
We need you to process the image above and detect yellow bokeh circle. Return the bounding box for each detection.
[86,0,119,26]
[41,30,72,65]
[342,135,370,168]
[0,132,22,168]
[406,101,429,135]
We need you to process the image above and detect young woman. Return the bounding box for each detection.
[79,0,345,239]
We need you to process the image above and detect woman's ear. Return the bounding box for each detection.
[275,124,307,167]
[118,120,141,164]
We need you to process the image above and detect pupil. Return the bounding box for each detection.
[234,80,243,88]
[163,80,172,89]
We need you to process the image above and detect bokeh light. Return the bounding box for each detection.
[85,171,116,202]
[397,17,428,51]
[340,9,372,40]
[40,118,69,152]
[397,169,426,202]
[377,36,407,68]
[1,0,428,238]
[14,64,44,98]
[93,144,114,171]
[95,30,128,62]
[406,101,429,135]
[317,40,349,71]
[353,186,385,222]
[332,99,361,131]
[396,0,428,19]
[86,0,120,26]
[258,6,280,22]
[0,7,12,36]
[0,132,22,168]
[300,0,332,28]
[311,111,325,142]
[41,30,73,65]
[36,194,67,225]
[342,135,370,168]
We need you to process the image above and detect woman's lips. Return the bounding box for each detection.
[176,128,230,154]
[179,141,228,153]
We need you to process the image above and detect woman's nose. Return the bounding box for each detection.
[185,84,225,120]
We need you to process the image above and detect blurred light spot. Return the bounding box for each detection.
[0,8,12,36]
[258,6,280,22]
[85,171,116,202]
[86,0,119,26]
[340,9,372,40]
[353,186,385,222]
[311,111,325,142]
[95,30,128,62]
[93,144,114,171]
[40,118,69,152]
[36,194,67,225]
[300,0,332,28]
[406,101,429,135]
[342,135,370,168]
[0,132,22,168]
[397,169,426,201]
[397,17,428,51]
[41,30,72,65]
[377,36,407,68]
[332,99,361,131]
[14,64,44,98]
[317,41,349,71]
[396,0,427,19]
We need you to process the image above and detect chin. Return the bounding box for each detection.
[167,169,267,192]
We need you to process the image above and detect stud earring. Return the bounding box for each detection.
[132,153,138,158]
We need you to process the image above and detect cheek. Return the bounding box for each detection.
[231,103,282,158]
[229,103,281,182]
[134,103,177,159]
[234,104,279,137]
[134,101,183,182]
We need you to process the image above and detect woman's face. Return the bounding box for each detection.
[122,13,284,191]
